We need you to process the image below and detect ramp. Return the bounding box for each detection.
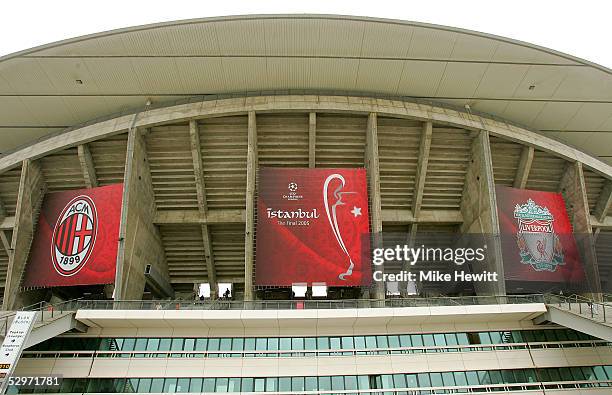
[0,310,87,349]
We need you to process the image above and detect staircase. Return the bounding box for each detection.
[535,294,612,341]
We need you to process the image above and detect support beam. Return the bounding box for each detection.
[77,144,98,188]
[0,217,15,230]
[154,209,245,225]
[0,199,12,256]
[3,160,46,309]
[559,161,601,296]
[513,146,534,189]
[460,132,505,295]
[244,111,257,301]
[308,112,316,168]
[594,180,612,224]
[412,121,432,218]
[189,120,217,295]
[115,128,170,300]
[381,209,463,224]
[365,112,384,299]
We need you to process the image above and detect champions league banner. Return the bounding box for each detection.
[22,184,123,288]
[255,168,371,287]
[496,185,587,292]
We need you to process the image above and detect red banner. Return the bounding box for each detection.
[496,185,585,283]
[256,168,371,286]
[23,184,123,288]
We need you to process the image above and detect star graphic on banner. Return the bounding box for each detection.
[350,206,362,218]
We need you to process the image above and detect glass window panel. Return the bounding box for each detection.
[406,374,418,388]
[456,333,469,345]
[399,335,412,347]
[254,378,265,392]
[219,338,232,351]
[134,338,147,351]
[478,332,492,344]
[533,331,547,342]
[341,336,354,349]
[593,366,608,381]
[466,371,479,385]
[203,378,215,392]
[388,335,400,348]
[345,375,358,390]
[358,375,370,389]
[268,338,279,351]
[444,333,458,346]
[228,378,240,392]
[442,372,455,386]
[502,370,515,383]
[422,334,435,347]
[305,377,318,391]
[279,377,291,391]
[489,332,503,344]
[477,370,490,384]
[122,338,136,351]
[304,337,317,350]
[279,338,291,351]
[332,375,345,390]
[194,338,207,351]
[291,377,305,391]
[255,338,267,351]
[265,377,277,392]
[571,367,586,380]
[158,338,171,351]
[215,378,228,392]
[511,331,524,342]
[433,333,446,346]
[190,378,203,392]
[365,336,377,348]
[292,337,304,351]
[176,378,190,392]
[514,370,526,383]
[430,372,443,387]
[547,368,561,382]
[137,378,151,392]
[317,337,330,350]
[377,336,389,348]
[319,376,331,391]
[208,338,220,351]
[72,378,88,393]
[417,373,431,387]
[354,336,366,349]
[329,337,341,350]
[242,378,254,392]
[232,338,244,351]
[171,338,184,351]
[150,379,164,392]
[244,338,256,351]
[147,338,160,351]
[539,369,551,382]
[393,374,406,388]
[544,330,558,342]
[453,371,467,386]
[184,338,195,351]
[164,378,177,392]
[554,329,568,341]
[604,366,612,380]
[525,369,537,382]
[489,370,502,384]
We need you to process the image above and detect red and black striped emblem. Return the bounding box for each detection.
[51,195,98,276]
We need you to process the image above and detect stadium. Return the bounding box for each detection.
[0,14,611,394]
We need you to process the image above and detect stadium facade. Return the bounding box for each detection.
[0,14,611,394]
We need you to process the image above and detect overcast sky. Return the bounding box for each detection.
[2,0,611,68]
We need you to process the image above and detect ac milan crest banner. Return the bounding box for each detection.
[496,185,585,286]
[23,184,123,288]
[256,168,371,286]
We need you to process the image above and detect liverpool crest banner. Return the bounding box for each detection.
[23,184,123,288]
[496,185,585,287]
[255,168,371,286]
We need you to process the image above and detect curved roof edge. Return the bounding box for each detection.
[1,14,610,75]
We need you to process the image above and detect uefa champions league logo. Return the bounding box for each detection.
[513,199,564,272]
[51,195,98,276]
[288,182,298,192]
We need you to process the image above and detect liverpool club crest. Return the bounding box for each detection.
[513,199,564,272]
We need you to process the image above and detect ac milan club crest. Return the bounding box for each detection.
[51,195,98,276]
[513,199,564,272]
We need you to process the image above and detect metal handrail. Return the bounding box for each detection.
[18,294,544,312]
[544,294,611,324]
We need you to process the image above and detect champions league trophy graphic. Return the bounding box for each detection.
[323,174,358,281]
